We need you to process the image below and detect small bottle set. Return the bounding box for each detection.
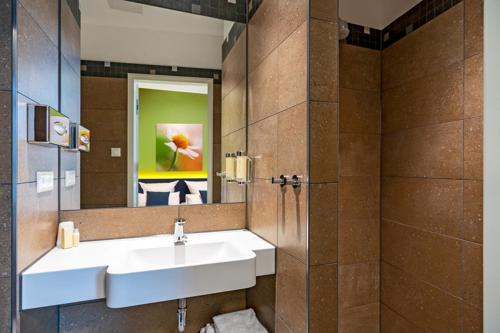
[57,221,80,249]
[223,151,252,184]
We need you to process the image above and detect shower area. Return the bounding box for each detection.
[246,0,483,331]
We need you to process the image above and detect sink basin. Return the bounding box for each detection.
[106,241,256,308]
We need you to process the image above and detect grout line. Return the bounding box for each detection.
[382,218,483,246]
[380,301,426,332]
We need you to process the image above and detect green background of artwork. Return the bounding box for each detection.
[138,88,208,178]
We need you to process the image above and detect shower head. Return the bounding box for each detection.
[338,19,350,40]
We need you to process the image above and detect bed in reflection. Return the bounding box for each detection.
[138,179,208,206]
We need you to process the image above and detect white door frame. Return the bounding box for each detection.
[127,73,214,207]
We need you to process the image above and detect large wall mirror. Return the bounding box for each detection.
[63,0,247,210]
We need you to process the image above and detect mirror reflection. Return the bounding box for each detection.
[72,0,247,210]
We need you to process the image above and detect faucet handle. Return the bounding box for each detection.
[175,217,186,225]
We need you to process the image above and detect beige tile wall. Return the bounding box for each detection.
[381,1,483,332]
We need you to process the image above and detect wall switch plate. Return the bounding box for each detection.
[111,147,121,157]
[36,171,54,193]
[65,170,76,187]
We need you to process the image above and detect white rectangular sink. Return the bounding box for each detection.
[21,230,275,310]
[106,241,256,308]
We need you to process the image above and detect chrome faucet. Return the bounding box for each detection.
[174,218,187,245]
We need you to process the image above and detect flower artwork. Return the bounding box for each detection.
[156,124,203,171]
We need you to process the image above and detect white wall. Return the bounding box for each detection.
[81,23,223,69]
[484,1,500,331]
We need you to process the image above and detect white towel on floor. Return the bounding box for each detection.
[212,309,267,333]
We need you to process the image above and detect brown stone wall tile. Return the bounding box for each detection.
[340,44,381,92]
[277,102,307,177]
[248,115,277,179]
[463,180,483,243]
[248,49,279,124]
[59,290,245,333]
[279,0,307,44]
[382,121,464,179]
[310,0,338,21]
[465,0,483,58]
[278,22,307,112]
[17,182,58,273]
[382,62,464,133]
[382,4,464,90]
[309,101,338,183]
[380,304,423,333]
[81,77,127,110]
[247,275,276,332]
[0,277,10,332]
[81,172,127,208]
[222,31,246,99]
[340,176,379,221]
[0,1,12,91]
[339,303,380,333]
[81,141,126,174]
[276,250,307,333]
[310,183,338,265]
[463,303,482,333]
[61,205,179,241]
[248,0,279,73]
[381,262,461,332]
[382,220,462,297]
[222,79,246,135]
[179,203,246,233]
[0,92,11,184]
[463,242,483,308]
[382,177,463,238]
[339,261,379,309]
[221,128,246,158]
[18,3,59,108]
[309,264,338,333]
[339,133,380,177]
[0,186,11,277]
[276,315,293,333]
[278,185,307,263]
[339,219,380,265]
[464,117,483,180]
[247,179,278,245]
[339,88,381,135]
[310,18,338,103]
[81,108,126,142]
[464,54,483,119]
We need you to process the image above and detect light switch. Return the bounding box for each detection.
[111,147,121,157]
[65,170,76,187]
[36,171,54,193]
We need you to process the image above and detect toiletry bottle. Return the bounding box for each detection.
[61,226,73,249]
[73,228,80,247]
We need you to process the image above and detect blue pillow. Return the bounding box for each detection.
[199,190,208,204]
[146,191,170,206]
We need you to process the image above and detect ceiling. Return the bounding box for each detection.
[79,0,226,69]
[339,0,423,30]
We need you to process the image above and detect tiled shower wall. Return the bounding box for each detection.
[0,1,13,332]
[245,0,309,331]
[16,0,81,330]
[380,1,483,331]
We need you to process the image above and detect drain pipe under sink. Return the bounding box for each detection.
[177,298,187,332]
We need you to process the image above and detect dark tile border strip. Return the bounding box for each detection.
[81,60,222,84]
[247,0,263,20]
[344,23,382,50]
[222,22,246,62]
[128,0,246,23]
[65,0,80,26]
[382,0,463,48]
[344,0,463,50]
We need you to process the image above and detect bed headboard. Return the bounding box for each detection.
[138,178,207,203]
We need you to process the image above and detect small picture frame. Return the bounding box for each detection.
[78,125,91,152]
[27,105,70,148]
